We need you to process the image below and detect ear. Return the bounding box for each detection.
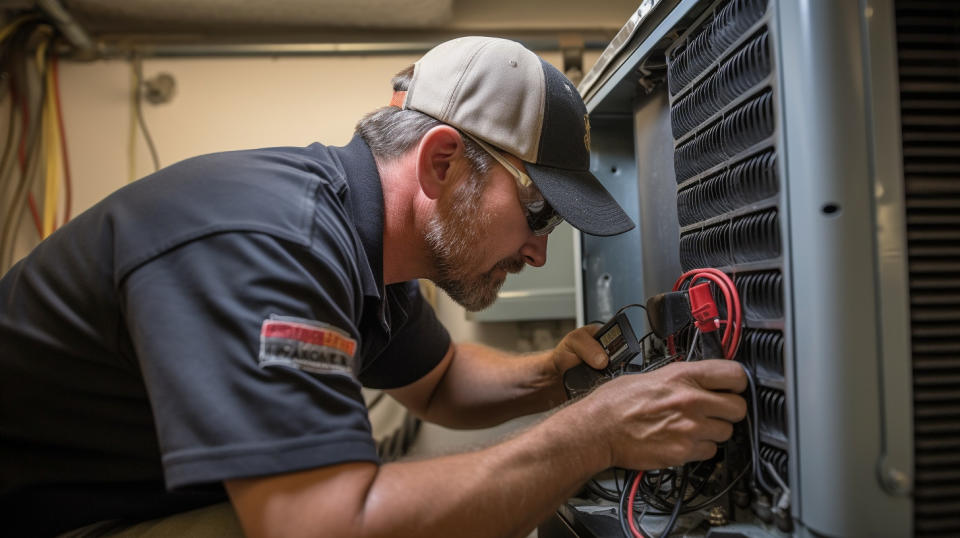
[416,125,465,200]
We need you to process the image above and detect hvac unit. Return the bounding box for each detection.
[545,0,959,536]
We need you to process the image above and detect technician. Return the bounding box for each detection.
[0,37,747,537]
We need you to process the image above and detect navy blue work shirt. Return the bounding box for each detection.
[0,136,451,536]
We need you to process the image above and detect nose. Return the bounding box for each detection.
[520,233,548,267]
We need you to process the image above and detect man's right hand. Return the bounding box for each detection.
[580,359,748,471]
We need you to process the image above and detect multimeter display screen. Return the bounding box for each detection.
[599,324,622,349]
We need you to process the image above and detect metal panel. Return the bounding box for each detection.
[635,89,684,300]
[864,0,915,510]
[778,0,910,535]
[580,117,645,326]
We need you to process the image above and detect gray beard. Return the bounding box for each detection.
[424,174,525,312]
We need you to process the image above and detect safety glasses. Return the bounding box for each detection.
[466,134,564,236]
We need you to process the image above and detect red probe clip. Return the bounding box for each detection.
[688,282,721,333]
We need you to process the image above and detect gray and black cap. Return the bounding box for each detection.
[400,36,635,237]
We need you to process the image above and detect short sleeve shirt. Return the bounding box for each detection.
[0,136,450,536]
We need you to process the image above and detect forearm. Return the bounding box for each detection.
[421,342,567,428]
[230,360,750,538]
[229,400,611,538]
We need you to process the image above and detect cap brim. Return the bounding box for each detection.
[526,164,635,237]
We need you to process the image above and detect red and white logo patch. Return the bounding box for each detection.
[259,315,357,375]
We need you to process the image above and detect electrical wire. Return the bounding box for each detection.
[52,55,72,225]
[619,471,640,538]
[614,303,646,316]
[23,87,44,238]
[669,268,742,360]
[586,479,622,502]
[38,38,62,239]
[0,79,20,212]
[588,275,748,536]
[621,466,690,538]
[1,27,47,271]
[131,57,161,174]
[2,101,43,270]
[610,271,752,536]
[127,59,137,183]
[656,466,688,537]
[0,14,39,43]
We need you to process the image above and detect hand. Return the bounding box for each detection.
[550,324,608,375]
[581,359,747,470]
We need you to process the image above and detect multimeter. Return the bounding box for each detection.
[562,311,643,399]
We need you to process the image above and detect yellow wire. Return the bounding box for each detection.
[34,37,47,74]
[0,13,38,43]
[43,66,62,239]
[32,39,60,239]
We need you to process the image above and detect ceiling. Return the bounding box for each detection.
[5,0,641,58]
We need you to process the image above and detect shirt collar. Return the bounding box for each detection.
[331,135,384,299]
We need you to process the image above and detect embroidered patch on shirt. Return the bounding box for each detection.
[259,315,357,375]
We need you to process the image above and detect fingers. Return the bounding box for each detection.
[688,420,736,462]
[700,417,735,444]
[696,391,748,423]
[556,324,608,370]
[591,363,747,469]
[691,440,720,462]
[683,359,748,393]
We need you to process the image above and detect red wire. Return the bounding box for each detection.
[669,268,743,360]
[690,268,742,358]
[681,273,737,357]
[52,55,72,226]
[627,471,647,538]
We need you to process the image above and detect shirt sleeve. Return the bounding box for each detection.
[119,231,379,491]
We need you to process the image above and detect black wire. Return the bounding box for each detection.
[614,303,646,318]
[132,58,161,172]
[619,470,637,537]
[587,479,622,502]
[681,463,751,513]
[658,465,689,537]
[738,362,778,495]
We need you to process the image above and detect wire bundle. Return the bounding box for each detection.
[606,268,747,536]
[670,267,743,360]
[0,14,73,273]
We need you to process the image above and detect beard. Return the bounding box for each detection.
[424,172,526,312]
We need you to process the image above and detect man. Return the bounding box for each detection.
[0,37,746,537]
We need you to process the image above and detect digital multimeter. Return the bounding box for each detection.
[562,311,643,399]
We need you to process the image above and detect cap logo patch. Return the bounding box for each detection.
[259,315,357,376]
[583,114,591,153]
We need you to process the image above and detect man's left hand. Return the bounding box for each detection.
[550,324,608,377]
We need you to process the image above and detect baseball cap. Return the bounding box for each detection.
[400,36,635,237]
